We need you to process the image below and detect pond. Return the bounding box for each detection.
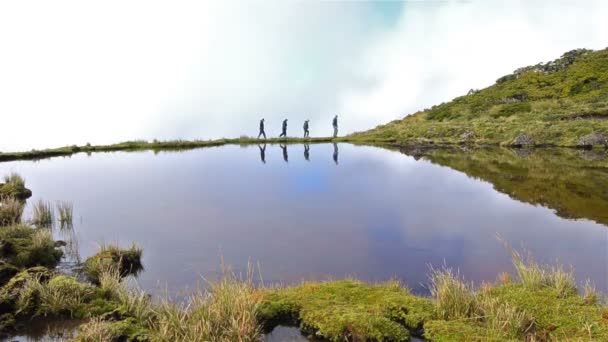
[1,143,607,339]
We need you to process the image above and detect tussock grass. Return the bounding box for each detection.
[57,201,73,226]
[75,317,125,342]
[2,173,25,189]
[21,274,96,317]
[32,200,54,227]
[83,243,143,284]
[0,196,24,226]
[429,266,476,320]
[149,268,261,342]
[501,238,576,297]
[475,291,534,338]
[582,280,600,305]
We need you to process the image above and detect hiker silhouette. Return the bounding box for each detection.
[303,120,310,138]
[304,144,310,161]
[332,115,338,138]
[258,119,266,139]
[279,119,288,137]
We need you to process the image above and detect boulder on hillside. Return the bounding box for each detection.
[578,133,608,147]
[513,133,535,147]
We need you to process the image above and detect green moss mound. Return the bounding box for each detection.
[354,48,608,147]
[83,245,143,284]
[0,267,52,316]
[424,284,608,341]
[0,174,32,201]
[259,280,434,341]
[0,225,63,268]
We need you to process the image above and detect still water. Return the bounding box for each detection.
[1,144,607,298]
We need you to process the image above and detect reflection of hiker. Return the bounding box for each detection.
[279,119,288,138]
[258,119,266,139]
[332,115,338,138]
[280,144,288,162]
[333,143,339,165]
[304,144,310,161]
[303,120,310,138]
[258,144,266,164]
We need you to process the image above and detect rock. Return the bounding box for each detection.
[54,240,67,248]
[513,133,534,147]
[578,133,608,147]
[460,130,476,140]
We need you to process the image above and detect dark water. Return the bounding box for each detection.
[1,144,607,339]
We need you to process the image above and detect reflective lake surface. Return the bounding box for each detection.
[1,144,607,299]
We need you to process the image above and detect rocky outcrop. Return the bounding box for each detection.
[513,133,534,147]
[578,133,608,147]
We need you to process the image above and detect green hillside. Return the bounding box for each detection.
[353,48,608,147]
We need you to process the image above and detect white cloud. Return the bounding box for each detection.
[0,0,606,151]
[339,0,608,133]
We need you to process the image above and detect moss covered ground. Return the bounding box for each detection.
[353,49,608,147]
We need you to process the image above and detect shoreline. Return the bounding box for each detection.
[1,136,606,163]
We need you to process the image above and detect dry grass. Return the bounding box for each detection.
[75,317,124,342]
[429,266,476,320]
[476,292,534,338]
[501,239,576,297]
[0,195,24,226]
[148,267,261,342]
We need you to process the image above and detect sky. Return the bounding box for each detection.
[1,0,607,151]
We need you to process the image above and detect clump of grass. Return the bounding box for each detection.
[149,270,262,342]
[74,317,125,342]
[0,225,62,268]
[2,173,25,189]
[83,243,143,284]
[582,280,599,305]
[429,266,476,320]
[32,200,54,227]
[57,201,73,226]
[21,274,96,317]
[475,291,534,338]
[0,173,32,200]
[502,239,576,297]
[0,196,24,226]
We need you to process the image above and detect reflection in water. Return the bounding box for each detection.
[395,146,608,225]
[6,318,83,341]
[258,144,266,164]
[58,222,81,265]
[333,143,339,165]
[304,144,310,162]
[1,144,606,298]
[280,144,288,163]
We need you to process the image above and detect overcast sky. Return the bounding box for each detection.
[1,0,606,151]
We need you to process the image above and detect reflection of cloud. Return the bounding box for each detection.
[1,1,607,150]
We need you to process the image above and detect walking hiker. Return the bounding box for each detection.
[279,119,288,138]
[258,119,266,139]
[303,120,310,138]
[332,115,338,138]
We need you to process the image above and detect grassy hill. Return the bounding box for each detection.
[353,48,608,147]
